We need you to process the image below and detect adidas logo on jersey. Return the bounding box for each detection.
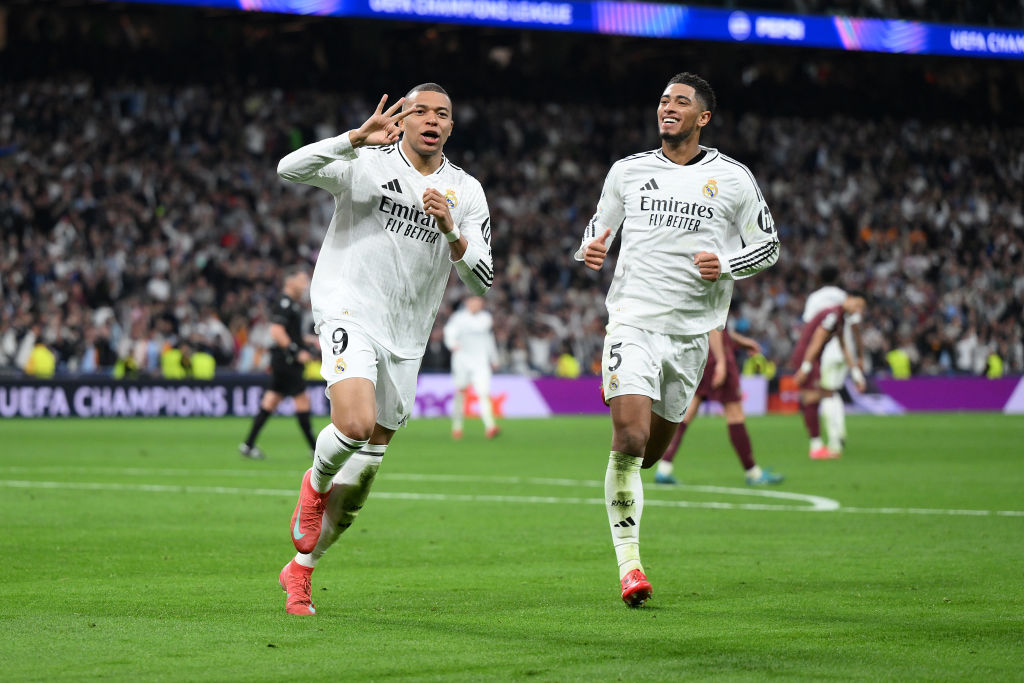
[381,179,404,193]
[639,178,660,191]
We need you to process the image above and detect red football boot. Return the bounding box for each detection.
[279,560,315,615]
[290,468,329,553]
[620,569,653,608]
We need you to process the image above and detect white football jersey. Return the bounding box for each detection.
[803,285,860,359]
[278,134,493,359]
[575,146,779,336]
[443,309,497,367]
[802,285,846,322]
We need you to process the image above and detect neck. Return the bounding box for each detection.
[401,138,443,175]
[660,136,702,165]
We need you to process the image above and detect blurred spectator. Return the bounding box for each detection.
[1,6,1022,380]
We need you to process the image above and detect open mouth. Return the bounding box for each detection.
[661,117,679,127]
[421,131,440,144]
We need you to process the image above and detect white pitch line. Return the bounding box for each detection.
[0,479,1022,517]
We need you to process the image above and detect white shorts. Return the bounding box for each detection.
[601,322,709,423]
[452,355,492,395]
[819,338,848,391]
[316,321,420,430]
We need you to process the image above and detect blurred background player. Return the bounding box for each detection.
[802,266,866,457]
[443,296,500,439]
[239,267,316,460]
[577,72,779,608]
[792,293,868,459]
[277,85,493,615]
[656,327,784,486]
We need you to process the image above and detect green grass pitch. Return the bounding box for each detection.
[1,413,1022,681]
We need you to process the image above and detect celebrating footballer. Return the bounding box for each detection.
[275,84,493,615]
[576,72,780,607]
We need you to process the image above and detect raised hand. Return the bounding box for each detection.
[584,228,612,271]
[349,95,415,148]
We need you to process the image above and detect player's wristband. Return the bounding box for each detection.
[799,361,812,374]
[444,226,462,243]
[851,366,865,384]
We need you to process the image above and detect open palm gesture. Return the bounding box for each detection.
[351,95,415,148]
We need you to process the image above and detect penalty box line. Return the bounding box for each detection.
[0,479,1022,517]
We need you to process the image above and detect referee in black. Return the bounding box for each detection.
[240,267,318,460]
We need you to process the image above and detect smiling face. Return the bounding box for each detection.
[400,89,453,158]
[658,83,711,145]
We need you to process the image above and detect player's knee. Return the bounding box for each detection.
[612,425,649,457]
[331,418,373,442]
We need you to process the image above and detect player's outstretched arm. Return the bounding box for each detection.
[277,95,413,193]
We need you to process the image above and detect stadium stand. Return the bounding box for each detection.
[1,3,1022,379]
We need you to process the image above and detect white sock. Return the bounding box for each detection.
[308,444,386,563]
[606,451,644,580]
[479,395,495,431]
[451,390,465,432]
[656,460,673,477]
[311,424,368,493]
[821,394,846,451]
[293,553,315,569]
[745,465,763,480]
[810,437,824,452]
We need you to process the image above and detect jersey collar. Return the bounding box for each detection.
[656,145,718,166]
[397,141,448,175]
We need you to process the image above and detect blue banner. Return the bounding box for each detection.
[112,0,1024,60]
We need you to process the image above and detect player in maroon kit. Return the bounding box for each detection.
[656,328,784,485]
[791,293,868,459]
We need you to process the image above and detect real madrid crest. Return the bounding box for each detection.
[702,179,718,199]
[609,374,619,391]
[335,357,347,374]
[444,189,458,209]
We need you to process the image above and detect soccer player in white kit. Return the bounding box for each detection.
[275,84,493,615]
[444,296,500,439]
[801,266,866,458]
[577,73,780,607]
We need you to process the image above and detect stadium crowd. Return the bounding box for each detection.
[2,2,1023,381]
[2,75,1021,381]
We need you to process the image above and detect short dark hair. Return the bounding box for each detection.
[405,82,450,100]
[666,72,716,114]
[846,289,870,306]
[284,265,308,281]
[820,265,840,285]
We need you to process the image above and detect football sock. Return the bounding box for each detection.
[479,395,496,431]
[656,459,674,478]
[451,390,465,432]
[293,553,316,569]
[245,408,271,447]
[801,400,821,439]
[311,424,368,493]
[661,421,688,464]
[727,422,756,470]
[745,465,764,480]
[296,411,316,450]
[307,444,387,564]
[821,395,846,451]
[605,451,644,580]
